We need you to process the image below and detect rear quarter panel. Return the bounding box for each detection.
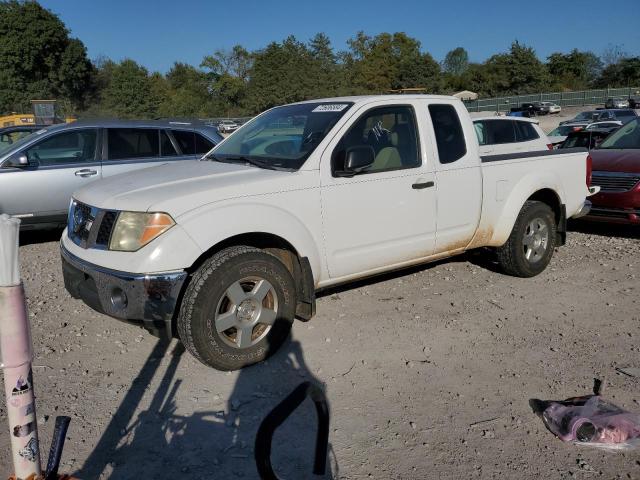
[473,151,589,247]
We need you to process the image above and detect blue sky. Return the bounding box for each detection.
[40,0,640,73]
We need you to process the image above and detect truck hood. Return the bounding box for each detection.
[73,160,310,217]
[591,149,640,174]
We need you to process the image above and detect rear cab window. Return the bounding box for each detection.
[429,104,466,164]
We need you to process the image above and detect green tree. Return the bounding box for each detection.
[596,57,640,88]
[100,59,161,118]
[442,47,469,76]
[343,31,441,94]
[0,0,93,113]
[547,49,602,90]
[201,45,252,115]
[478,41,550,96]
[157,62,211,117]
[244,36,317,112]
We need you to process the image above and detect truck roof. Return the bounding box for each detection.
[292,94,460,105]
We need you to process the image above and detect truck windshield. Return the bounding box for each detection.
[598,118,640,149]
[207,102,353,170]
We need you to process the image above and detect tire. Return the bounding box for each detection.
[496,201,557,278]
[177,246,296,371]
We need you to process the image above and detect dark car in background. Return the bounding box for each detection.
[586,117,640,224]
[560,109,638,126]
[558,129,611,151]
[0,120,223,230]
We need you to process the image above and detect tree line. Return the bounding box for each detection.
[1,0,640,119]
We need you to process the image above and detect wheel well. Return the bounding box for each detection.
[187,232,316,321]
[189,232,299,273]
[527,189,561,220]
[526,188,566,244]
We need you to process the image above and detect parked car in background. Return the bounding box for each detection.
[558,129,611,150]
[584,121,622,132]
[0,120,223,230]
[606,108,639,124]
[547,124,584,146]
[473,116,551,155]
[605,97,629,109]
[0,125,45,150]
[541,102,561,114]
[560,109,637,126]
[529,101,561,115]
[218,119,239,133]
[629,96,640,109]
[560,110,611,125]
[586,117,640,224]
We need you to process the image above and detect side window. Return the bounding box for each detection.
[332,105,420,175]
[171,130,196,155]
[474,122,487,146]
[194,133,215,154]
[484,120,515,145]
[160,130,178,157]
[428,104,466,164]
[514,122,539,142]
[24,129,97,166]
[107,128,159,160]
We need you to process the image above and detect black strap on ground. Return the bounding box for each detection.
[255,381,330,479]
[45,415,71,480]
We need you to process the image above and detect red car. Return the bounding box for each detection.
[587,118,640,224]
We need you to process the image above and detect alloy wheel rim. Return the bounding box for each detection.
[522,218,549,263]
[214,276,278,349]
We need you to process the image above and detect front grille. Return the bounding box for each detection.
[591,171,640,192]
[68,201,95,247]
[68,201,118,249]
[96,211,117,247]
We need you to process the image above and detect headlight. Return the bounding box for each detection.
[109,212,175,252]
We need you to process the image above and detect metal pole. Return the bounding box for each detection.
[0,214,42,479]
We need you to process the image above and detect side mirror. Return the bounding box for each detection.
[5,154,35,168]
[335,146,375,177]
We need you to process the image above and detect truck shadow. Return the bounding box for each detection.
[568,220,639,240]
[74,336,337,479]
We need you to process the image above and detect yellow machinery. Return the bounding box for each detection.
[0,100,76,128]
[0,113,36,127]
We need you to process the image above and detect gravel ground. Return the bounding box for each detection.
[0,222,639,479]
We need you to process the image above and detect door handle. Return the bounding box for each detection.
[412,180,435,190]
[74,169,98,178]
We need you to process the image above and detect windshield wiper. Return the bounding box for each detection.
[208,154,293,171]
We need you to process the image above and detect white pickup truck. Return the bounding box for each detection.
[61,95,593,370]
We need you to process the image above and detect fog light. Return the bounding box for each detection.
[110,287,128,310]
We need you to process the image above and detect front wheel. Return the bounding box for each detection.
[496,201,556,278]
[177,246,296,370]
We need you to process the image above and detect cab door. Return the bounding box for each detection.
[0,128,101,225]
[319,102,437,280]
[427,103,482,253]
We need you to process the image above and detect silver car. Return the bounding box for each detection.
[0,120,223,230]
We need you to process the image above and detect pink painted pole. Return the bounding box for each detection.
[0,214,41,479]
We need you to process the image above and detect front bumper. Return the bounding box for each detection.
[61,245,187,338]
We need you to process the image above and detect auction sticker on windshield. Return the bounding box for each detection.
[312,104,350,112]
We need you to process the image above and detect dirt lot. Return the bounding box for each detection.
[0,221,639,480]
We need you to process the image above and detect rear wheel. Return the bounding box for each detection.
[177,246,296,370]
[496,201,556,278]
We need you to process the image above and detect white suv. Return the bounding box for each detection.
[473,117,551,156]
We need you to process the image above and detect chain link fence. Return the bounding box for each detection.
[463,86,640,112]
